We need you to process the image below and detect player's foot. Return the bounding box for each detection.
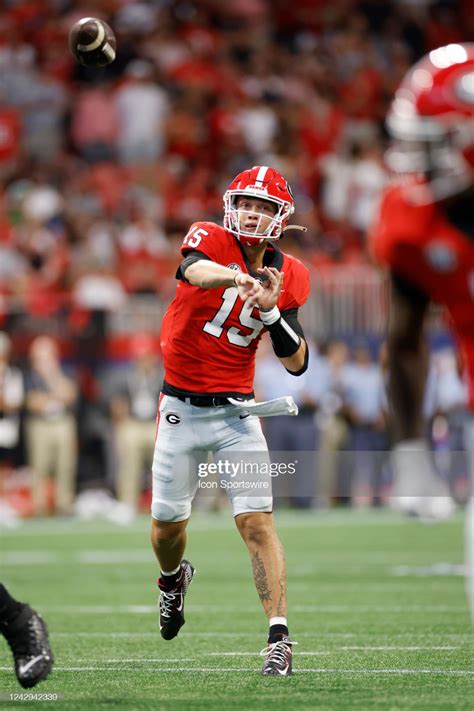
[0,605,53,688]
[158,560,195,640]
[391,495,455,522]
[391,441,456,521]
[260,635,295,676]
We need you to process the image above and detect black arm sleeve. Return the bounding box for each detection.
[279,308,305,338]
[176,250,213,282]
[267,307,309,375]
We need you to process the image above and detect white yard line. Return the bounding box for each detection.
[0,666,471,675]
[58,647,463,662]
[202,649,460,656]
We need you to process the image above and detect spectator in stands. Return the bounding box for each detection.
[0,333,24,485]
[108,334,163,513]
[339,340,388,505]
[71,80,120,163]
[115,59,169,164]
[255,337,326,508]
[24,336,78,516]
[431,349,469,498]
[317,339,351,506]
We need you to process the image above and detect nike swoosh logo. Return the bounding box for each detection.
[277,665,290,675]
[18,655,45,676]
[239,413,250,419]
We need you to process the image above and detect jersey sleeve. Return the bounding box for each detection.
[278,256,310,310]
[180,222,223,262]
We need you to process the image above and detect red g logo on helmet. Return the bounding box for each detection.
[223,165,295,244]
[386,43,474,202]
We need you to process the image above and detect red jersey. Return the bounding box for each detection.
[161,222,310,395]
[370,185,474,408]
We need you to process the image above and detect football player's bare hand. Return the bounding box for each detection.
[235,272,261,305]
[256,267,283,309]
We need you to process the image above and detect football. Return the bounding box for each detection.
[69,17,116,68]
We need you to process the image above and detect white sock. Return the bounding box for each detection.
[269,616,288,628]
[161,565,181,576]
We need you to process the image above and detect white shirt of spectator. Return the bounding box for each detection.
[0,366,24,447]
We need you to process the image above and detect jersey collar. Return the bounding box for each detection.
[236,240,284,280]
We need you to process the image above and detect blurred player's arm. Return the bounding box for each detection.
[387,272,430,442]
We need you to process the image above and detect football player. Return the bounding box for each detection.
[370,43,474,618]
[0,584,53,687]
[151,166,310,675]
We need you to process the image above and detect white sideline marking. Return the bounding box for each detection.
[0,666,471,675]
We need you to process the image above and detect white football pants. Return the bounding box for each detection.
[151,395,273,522]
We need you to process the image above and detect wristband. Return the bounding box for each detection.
[259,306,280,325]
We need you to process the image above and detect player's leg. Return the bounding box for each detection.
[150,518,188,573]
[151,396,203,640]
[214,408,295,674]
[235,511,287,619]
[236,511,295,675]
[0,583,53,688]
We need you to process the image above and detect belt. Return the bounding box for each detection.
[175,395,232,408]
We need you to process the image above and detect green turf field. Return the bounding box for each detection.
[0,510,472,709]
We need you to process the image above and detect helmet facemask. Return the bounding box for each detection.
[223,191,293,244]
[385,44,474,205]
[386,117,474,204]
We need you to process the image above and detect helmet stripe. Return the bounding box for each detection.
[254,165,270,187]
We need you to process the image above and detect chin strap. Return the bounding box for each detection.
[282,224,307,233]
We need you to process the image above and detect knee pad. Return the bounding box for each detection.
[151,498,192,522]
[231,494,273,517]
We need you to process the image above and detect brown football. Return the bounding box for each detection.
[69,17,116,68]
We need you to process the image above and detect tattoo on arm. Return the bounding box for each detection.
[251,551,272,603]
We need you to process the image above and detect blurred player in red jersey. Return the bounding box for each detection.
[151,166,310,674]
[370,43,474,618]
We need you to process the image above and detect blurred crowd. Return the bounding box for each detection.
[0,329,470,521]
[1,0,473,323]
[256,336,471,509]
[1,0,473,520]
